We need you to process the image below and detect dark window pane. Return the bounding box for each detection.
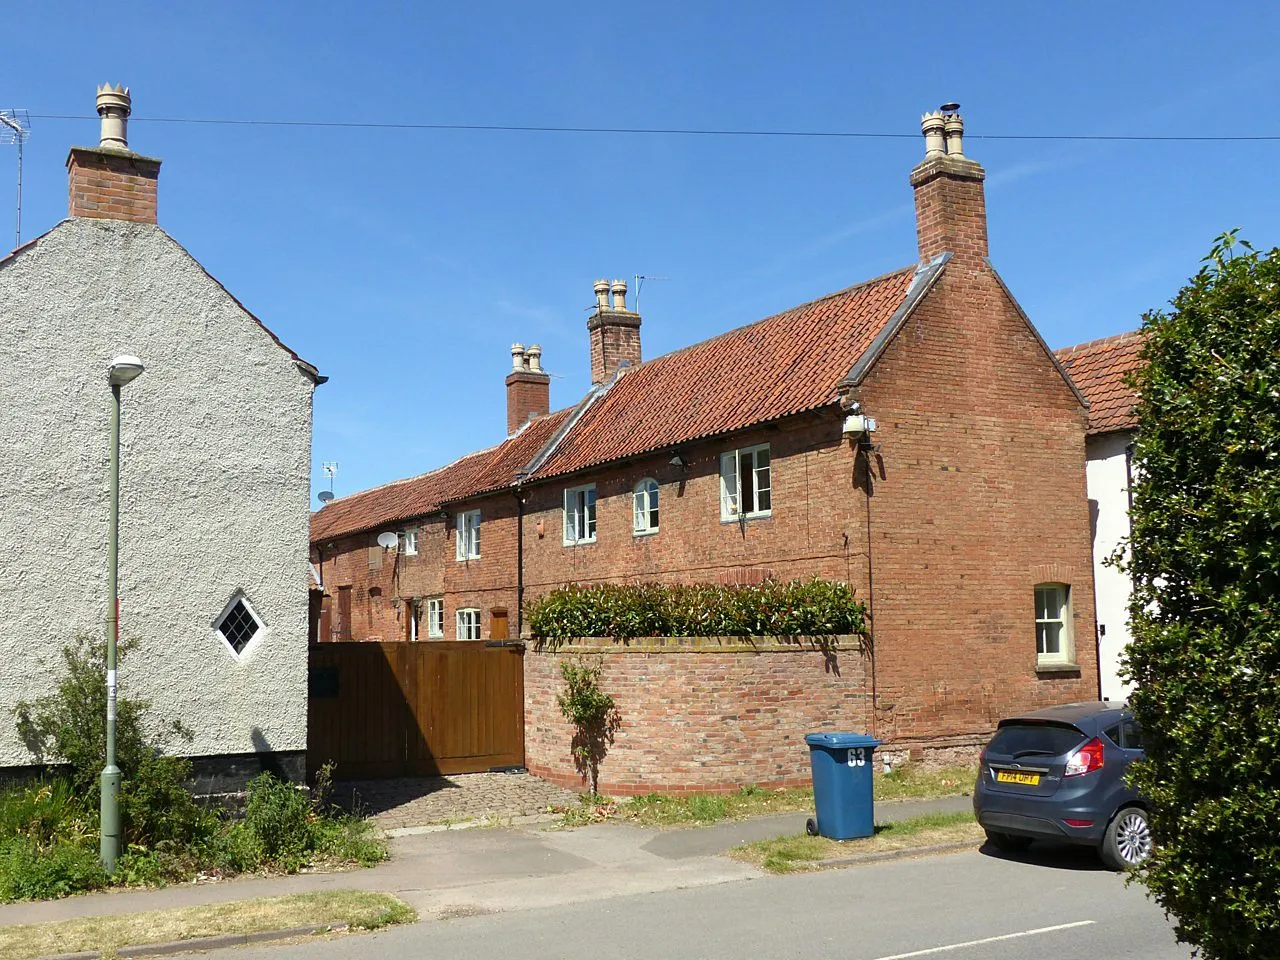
[987,722,1086,758]
[1121,720,1145,751]
[740,455,755,513]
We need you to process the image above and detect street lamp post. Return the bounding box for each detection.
[101,355,144,873]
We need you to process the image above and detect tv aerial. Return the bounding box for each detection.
[0,109,30,250]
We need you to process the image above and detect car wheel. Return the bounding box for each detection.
[984,829,1033,852]
[1101,806,1152,871]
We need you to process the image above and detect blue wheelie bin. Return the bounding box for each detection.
[805,732,881,840]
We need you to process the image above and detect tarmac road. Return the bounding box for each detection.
[234,844,1191,960]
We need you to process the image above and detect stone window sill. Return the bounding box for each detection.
[1035,661,1081,675]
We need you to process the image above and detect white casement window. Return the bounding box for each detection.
[633,478,659,535]
[1035,583,1074,665]
[456,509,481,560]
[456,607,482,640]
[720,443,772,521]
[564,484,598,545]
[426,597,444,638]
[400,528,418,556]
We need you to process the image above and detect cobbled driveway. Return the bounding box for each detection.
[333,773,580,831]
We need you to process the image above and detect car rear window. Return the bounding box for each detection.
[987,722,1086,758]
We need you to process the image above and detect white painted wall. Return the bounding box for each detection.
[1086,429,1135,702]
[0,218,315,766]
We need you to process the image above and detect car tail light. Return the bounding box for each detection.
[1063,818,1095,828]
[1064,737,1105,777]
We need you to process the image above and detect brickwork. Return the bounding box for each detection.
[524,636,870,795]
[587,310,642,384]
[910,156,987,265]
[505,370,550,435]
[66,147,160,223]
[850,252,1098,743]
[313,516,446,641]
[518,412,866,599]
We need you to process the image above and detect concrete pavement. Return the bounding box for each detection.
[0,796,973,929]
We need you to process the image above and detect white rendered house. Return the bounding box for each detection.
[1057,332,1144,703]
[0,87,322,787]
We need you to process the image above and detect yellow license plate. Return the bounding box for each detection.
[995,770,1041,786]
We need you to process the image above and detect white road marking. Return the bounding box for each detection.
[868,921,1097,960]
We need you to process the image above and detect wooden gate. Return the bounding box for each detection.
[307,641,525,780]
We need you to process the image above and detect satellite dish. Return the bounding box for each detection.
[317,491,335,504]
[376,531,399,550]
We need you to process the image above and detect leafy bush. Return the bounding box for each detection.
[527,578,867,641]
[14,636,191,803]
[1124,231,1280,958]
[0,836,107,902]
[205,772,387,875]
[239,772,314,871]
[12,637,206,851]
[556,658,619,796]
[0,779,93,850]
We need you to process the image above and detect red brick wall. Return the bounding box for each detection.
[850,256,1098,743]
[506,371,550,435]
[312,516,445,641]
[524,637,870,794]
[443,495,521,640]
[587,311,642,384]
[910,157,988,264]
[67,147,160,223]
[518,412,863,602]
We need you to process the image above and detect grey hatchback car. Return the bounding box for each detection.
[973,701,1151,870]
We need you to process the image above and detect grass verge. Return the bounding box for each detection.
[0,890,416,960]
[729,811,983,873]
[558,763,976,828]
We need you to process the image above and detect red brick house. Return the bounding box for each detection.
[310,106,1099,790]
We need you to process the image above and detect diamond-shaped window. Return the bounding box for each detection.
[216,596,263,655]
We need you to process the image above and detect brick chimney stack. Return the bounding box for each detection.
[587,278,642,385]
[67,84,161,224]
[910,104,987,265]
[505,342,551,435]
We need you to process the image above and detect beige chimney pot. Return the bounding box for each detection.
[527,344,543,373]
[921,111,946,159]
[510,342,526,371]
[609,279,628,312]
[96,83,132,151]
[593,279,610,311]
[943,112,965,158]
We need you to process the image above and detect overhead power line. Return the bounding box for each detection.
[25,114,1280,142]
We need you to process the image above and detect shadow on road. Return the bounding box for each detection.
[978,838,1112,872]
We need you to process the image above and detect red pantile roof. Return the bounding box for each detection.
[310,263,935,543]
[529,266,920,480]
[310,408,572,542]
[1055,331,1146,435]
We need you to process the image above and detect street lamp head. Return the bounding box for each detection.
[107,355,144,387]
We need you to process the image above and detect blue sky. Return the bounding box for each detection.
[6,2,1278,501]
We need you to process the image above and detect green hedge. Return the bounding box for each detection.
[526,579,867,641]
